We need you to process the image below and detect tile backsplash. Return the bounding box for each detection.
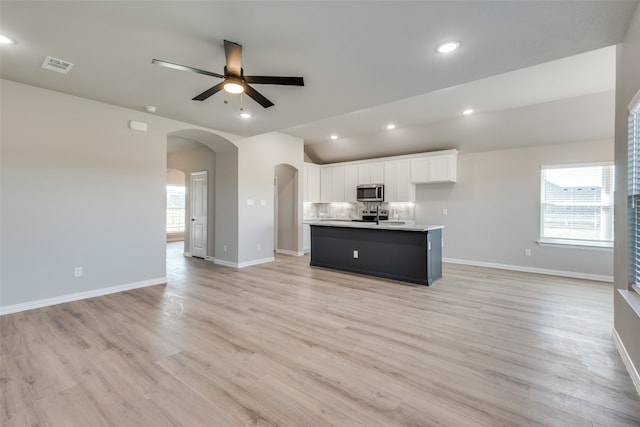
[304,202,415,221]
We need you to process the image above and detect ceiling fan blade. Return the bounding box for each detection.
[224,40,242,76]
[192,82,226,101]
[152,59,224,79]
[244,76,304,86]
[244,85,274,108]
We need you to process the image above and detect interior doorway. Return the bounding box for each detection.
[190,171,208,258]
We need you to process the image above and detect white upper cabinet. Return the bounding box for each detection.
[384,159,415,202]
[410,150,458,183]
[344,165,358,202]
[358,162,385,185]
[331,166,346,202]
[320,167,333,202]
[304,164,321,202]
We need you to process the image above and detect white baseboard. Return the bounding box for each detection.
[183,252,192,257]
[238,257,275,268]
[209,256,275,268]
[0,277,167,316]
[442,257,613,283]
[613,328,640,397]
[275,249,304,257]
[213,258,238,268]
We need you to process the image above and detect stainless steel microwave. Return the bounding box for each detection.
[357,184,384,202]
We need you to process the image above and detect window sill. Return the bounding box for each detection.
[537,238,613,250]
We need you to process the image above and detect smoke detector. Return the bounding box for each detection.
[42,56,73,74]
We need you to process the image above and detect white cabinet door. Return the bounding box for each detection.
[384,162,398,202]
[395,159,415,201]
[410,157,431,183]
[358,164,371,185]
[304,164,321,202]
[358,162,385,185]
[370,163,385,184]
[320,167,333,202]
[410,153,457,183]
[429,155,456,182]
[385,160,415,202]
[332,166,345,202]
[344,165,358,202]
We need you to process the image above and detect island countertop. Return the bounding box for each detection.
[309,220,443,232]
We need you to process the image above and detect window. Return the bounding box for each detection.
[166,185,186,233]
[627,90,640,294]
[540,163,614,248]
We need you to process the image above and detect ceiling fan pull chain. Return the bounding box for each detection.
[240,93,244,111]
[223,91,228,104]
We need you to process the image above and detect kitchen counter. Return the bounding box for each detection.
[310,220,440,232]
[309,222,443,285]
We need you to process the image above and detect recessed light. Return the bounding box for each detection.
[330,134,338,140]
[462,109,474,115]
[0,35,16,45]
[436,41,461,54]
[386,124,396,130]
[240,112,251,119]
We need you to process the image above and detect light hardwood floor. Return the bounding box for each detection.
[2,242,639,426]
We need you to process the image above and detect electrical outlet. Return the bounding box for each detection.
[524,249,532,256]
[353,250,359,259]
[257,243,261,251]
[224,245,228,252]
[74,267,83,277]
[442,208,448,216]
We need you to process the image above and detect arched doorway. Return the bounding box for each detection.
[166,129,239,264]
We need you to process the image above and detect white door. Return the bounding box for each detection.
[190,171,207,258]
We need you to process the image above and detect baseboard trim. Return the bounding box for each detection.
[0,277,167,316]
[213,258,238,268]
[238,257,275,268]
[275,249,304,257]
[442,257,613,283]
[183,252,192,257]
[613,328,640,397]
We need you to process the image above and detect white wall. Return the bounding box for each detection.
[415,139,613,280]
[0,80,168,308]
[215,149,239,264]
[237,132,304,265]
[275,164,298,253]
[0,79,241,312]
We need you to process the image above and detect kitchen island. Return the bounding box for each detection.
[310,221,443,285]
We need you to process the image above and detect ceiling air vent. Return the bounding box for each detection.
[41,56,73,74]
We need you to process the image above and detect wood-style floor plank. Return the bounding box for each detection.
[2,242,639,426]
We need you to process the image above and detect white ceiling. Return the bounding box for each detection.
[1,1,637,163]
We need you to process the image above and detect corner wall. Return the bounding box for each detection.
[415,139,613,280]
[237,132,304,265]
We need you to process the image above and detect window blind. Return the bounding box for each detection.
[628,95,640,291]
[540,163,614,247]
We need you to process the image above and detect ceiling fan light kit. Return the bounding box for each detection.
[153,39,304,108]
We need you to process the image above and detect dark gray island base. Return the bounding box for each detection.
[310,222,443,286]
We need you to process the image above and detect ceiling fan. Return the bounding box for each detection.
[152,40,304,108]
